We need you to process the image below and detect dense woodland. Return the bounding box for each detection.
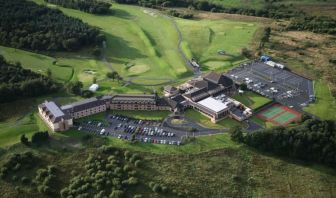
[232,117,336,168]
[0,56,58,103]
[115,0,336,35]
[0,0,104,52]
[44,0,112,14]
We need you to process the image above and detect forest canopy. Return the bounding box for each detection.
[232,117,336,168]
[0,0,104,52]
[44,0,112,14]
[0,55,58,103]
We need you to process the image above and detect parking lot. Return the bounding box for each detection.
[74,114,196,145]
[226,61,315,110]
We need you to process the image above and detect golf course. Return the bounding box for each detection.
[0,1,259,88]
[0,1,260,147]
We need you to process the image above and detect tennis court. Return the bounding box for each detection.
[257,104,301,126]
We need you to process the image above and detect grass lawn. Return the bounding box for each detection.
[110,110,170,120]
[0,113,48,147]
[176,18,258,72]
[251,115,274,129]
[62,129,239,154]
[232,91,271,110]
[305,81,336,120]
[0,46,108,86]
[33,0,191,83]
[185,109,243,129]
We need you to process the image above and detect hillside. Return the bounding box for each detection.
[0,134,335,197]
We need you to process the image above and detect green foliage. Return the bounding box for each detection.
[230,127,244,142]
[0,151,36,179]
[244,119,336,168]
[0,0,101,51]
[31,131,49,145]
[67,81,83,96]
[0,56,58,103]
[45,0,112,15]
[167,9,193,19]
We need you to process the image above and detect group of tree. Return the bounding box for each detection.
[231,117,336,168]
[115,0,336,35]
[60,147,143,198]
[0,0,104,52]
[44,0,112,15]
[287,16,336,35]
[35,166,58,195]
[107,71,123,82]
[167,9,193,19]
[0,56,58,103]
[21,131,50,146]
[259,27,271,49]
[0,152,36,180]
[66,81,84,96]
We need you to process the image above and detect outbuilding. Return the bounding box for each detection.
[89,84,99,92]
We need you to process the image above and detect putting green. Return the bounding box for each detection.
[128,64,150,74]
[176,19,258,71]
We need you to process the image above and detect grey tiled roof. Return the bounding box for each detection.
[204,72,233,88]
[61,97,105,113]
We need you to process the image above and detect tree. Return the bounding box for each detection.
[240,83,248,91]
[47,68,52,78]
[31,131,49,145]
[20,134,29,145]
[241,48,253,58]
[92,47,101,57]
[106,71,118,81]
[67,81,83,95]
[231,127,244,142]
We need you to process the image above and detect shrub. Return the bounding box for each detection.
[152,184,161,193]
[12,175,18,181]
[124,151,131,160]
[109,190,124,198]
[134,160,141,168]
[13,163,21,171]
[21,176,30,184]
[123,164,132,172]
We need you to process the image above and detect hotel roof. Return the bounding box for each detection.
[197,97,230,113]
[204,72,234,87]
[45,101,65,118]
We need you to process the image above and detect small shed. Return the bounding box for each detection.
[89,84,99,92]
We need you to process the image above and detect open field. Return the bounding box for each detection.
[185,109,243,129]
[232,91,271,110]
[0,114,48,147]
[176,18,258,72]
[305,81,336,120]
